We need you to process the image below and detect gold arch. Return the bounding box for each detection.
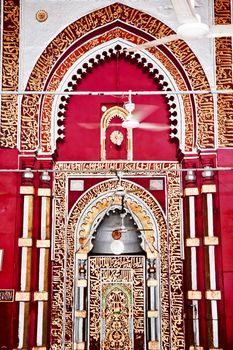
[68,179,168,348]
[100,106,132,160]
[52,161,183,350]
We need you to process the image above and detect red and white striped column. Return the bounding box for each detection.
[201,166,221,350]
[184,169,203,350]
[16,167,35,349]
[33,171,52,349]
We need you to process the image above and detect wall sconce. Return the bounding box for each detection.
[0,249,4,271]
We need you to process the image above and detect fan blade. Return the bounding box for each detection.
[78,123,99,129]
[132,104,159,122]
[125,34,179,52]
[78,122,122,129]
[208,24,233,38]
[171,0,199,24]
[138,123,170,131]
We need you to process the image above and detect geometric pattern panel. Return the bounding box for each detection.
[88,256,145,350]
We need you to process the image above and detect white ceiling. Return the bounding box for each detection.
[20,0,214,88]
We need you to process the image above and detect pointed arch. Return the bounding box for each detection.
[20,3,214,153]
[68,178,167,348]
[51,161,183,349]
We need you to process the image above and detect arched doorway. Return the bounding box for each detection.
[52,161,183,350]
[73,178,164,350]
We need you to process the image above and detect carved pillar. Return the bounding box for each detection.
[201,165,221,350]
[74,255,87,350]
[16,167,35,349]
[184,168,203,350]
[147,258,159,350]
[32,171,52,350]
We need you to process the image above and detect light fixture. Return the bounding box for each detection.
[110,240,125,255]
[22,168,34,179]
[202,166,214,178]
[185,170,196,182]
[40,171,51,181]
[122,90,140,129]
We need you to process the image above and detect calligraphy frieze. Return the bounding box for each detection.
[214,0,233,146]
[20,3,213,151]
[0,0,19,148]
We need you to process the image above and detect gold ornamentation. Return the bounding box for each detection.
[148,341,160,350]
[184,188,199,196]
[75,310,87,318]
[18,238,33,247]
[201,184,216,193]
[89,256,144,349]
[20,186,35,195]
[185,238,200,247]
[203,236,219,246]
[101,106,130,160]
[147,279,158,287]
[205,290,221,300]
[36,10,48,22]
[110,129,124,146]
[215,0,233,147]
[74,343,85,350]
[36,239,51,248]
[0,0,19,148]
[187,291,202,300]
[40,30,194,153]
[15,291,30,301]
[189,347,204,350]
[38,188,51,197]
[52,161,183,350]
[77,252,87,260]
[76,279,87,287]
[0,289,14,302]
[195,94,215,148]
[148,310,159,318]
[34,291,48,301]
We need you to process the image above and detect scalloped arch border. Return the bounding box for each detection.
[20,3,214,152]
[38,31,186,153]
[53,42,181,151]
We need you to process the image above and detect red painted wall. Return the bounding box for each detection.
[0,149,20,347]
[217,149,233,348]
[57,58,177,162]
[1,56,233,350]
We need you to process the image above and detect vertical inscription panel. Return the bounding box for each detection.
[88,256,145,350]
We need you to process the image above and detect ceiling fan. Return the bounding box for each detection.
[78,91,169,131]
[121,90,169,130]
[126,0,233,51]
